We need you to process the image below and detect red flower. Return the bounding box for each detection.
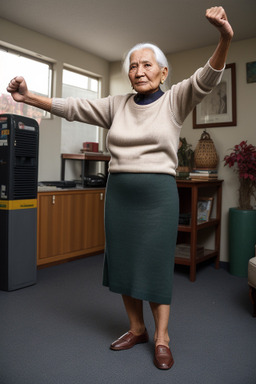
[224,141,256,182]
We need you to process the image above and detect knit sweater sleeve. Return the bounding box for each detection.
[51,95,116,129]
[170,60,224,126]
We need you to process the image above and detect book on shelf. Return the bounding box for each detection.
[190,175,218,180]
[192,169,217,174]
[189,169,218,180]
[175,243,204,259]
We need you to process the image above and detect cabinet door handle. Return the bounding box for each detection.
[52,195,55,205]
[100,193,104,201]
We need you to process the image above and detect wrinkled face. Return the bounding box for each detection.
[128,48,168,94]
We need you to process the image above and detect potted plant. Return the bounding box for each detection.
[224,140,256,276]
[177,137,194,178]
[224,140,256,209]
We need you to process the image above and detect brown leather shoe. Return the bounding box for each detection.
[110,329,149,351]
[154,345,174,370]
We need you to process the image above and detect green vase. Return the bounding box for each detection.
[229,207,256,277]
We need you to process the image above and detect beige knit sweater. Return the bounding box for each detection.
[52,60,224,176]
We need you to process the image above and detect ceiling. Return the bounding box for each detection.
[1,0,256,62]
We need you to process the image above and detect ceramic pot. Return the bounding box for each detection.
[229,207,256,277]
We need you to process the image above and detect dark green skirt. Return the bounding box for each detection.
[102,173,179,304]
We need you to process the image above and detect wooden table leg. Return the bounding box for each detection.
[190,184,198,282]
[61,158,65,181]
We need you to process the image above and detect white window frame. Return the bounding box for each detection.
[0,44,54,120]
[61,65,101,156]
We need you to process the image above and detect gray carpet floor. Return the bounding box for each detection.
[0,254,255,384]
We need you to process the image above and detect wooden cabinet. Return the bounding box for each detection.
[37,189,105,267]
[176,179,223,282]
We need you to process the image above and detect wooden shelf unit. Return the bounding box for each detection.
[176,179,223,282]
[61,153,110,187]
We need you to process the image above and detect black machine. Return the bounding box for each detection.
[0,114,39,291]
[83,173,107,187]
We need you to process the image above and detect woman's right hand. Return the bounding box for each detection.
[7,76,52,112]
[6,76,29,103]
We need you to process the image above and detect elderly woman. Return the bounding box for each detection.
[7,7,233,370]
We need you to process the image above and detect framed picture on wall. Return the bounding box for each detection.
[193,63,237,128]
[197,197,214,223]
[246,61,256,83]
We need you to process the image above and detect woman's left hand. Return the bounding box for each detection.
[206,7,234,40]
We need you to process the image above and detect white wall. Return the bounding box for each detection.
[0,18,110,180]
[109,37,256,262]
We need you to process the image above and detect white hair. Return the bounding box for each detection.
[123,42,169,77]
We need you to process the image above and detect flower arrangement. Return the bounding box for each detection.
[224,141,256,209]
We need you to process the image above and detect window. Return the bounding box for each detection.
[0,46,53,122]
[61,68,100,154]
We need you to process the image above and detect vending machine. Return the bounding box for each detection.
[0,114,39,291]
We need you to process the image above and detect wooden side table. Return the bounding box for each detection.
[176,179,223,281]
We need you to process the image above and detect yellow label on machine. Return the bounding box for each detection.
[1,129,10,136]
[0,199,37,210]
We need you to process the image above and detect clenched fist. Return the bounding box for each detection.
[206,7,234,39]
[6,76,29,103]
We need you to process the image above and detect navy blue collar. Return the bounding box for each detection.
[134,88,164,105]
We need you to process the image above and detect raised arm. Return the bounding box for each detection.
[206,6,234,70]
[6,76,52,112]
